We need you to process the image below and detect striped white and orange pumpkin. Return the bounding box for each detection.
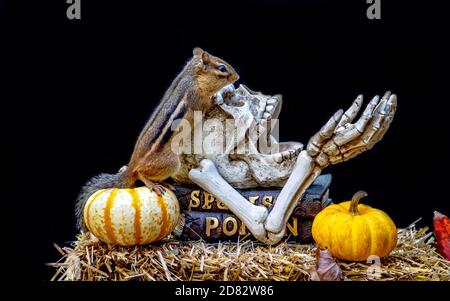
[83,187,180,246]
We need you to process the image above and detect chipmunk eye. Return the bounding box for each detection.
[217,64,227,73]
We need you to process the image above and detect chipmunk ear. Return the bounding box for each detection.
[193,47,210,64]
[193,47,203,57]
[201,51,210,64]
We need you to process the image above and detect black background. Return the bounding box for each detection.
[5,0,449,281]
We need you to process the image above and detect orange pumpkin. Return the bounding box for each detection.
[312,191,397,261]
[84,187,180,246]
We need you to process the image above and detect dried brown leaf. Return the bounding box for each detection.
[310,248,343,281]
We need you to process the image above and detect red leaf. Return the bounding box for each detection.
[433,211,450,260]
[310,248,343,281]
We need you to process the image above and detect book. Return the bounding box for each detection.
[172,174,332,242]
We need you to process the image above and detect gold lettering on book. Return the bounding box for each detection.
[286,217,298,236]
[189,190,201,211]
[187,190,281,212]
[248,196,259,204]
[203,192,215,209]
[262,196,273,207]
[217,200,228,210]
[201,216,300,238]
[205,217,219,236]
[239,222,247,235]
[223,216,238,236]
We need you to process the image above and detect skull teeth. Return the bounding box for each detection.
[267,98,277,105]
[268,147,302,164]
[273,153,283,163]
[257,124,266,134]
[263,112,271,119]
[285,149,300,161]
[265,105,274,113]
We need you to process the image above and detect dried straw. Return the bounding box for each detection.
[49,221,449,281]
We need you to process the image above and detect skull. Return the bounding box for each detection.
[171,84,303,188]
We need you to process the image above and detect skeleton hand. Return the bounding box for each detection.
[264,92,397,240]
[307,91,397,168]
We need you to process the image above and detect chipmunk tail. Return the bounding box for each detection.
[75,170,131,231]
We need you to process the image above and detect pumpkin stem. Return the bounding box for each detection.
[349,191,368,215]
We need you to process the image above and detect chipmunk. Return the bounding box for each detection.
[75,47,239,230]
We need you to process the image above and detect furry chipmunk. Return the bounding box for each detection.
[75,48,239,230]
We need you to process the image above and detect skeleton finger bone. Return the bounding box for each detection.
[381,90,392,103]
[310,92,397,167]
[366,94,397,149]
[336,95,363,130]
[339,138,366,155]
[333,125,360,146]
[188,159,269,242]
[322,139,341,157]
[353,95,380,132]
[333,95,381,147]
[307,109,344,156]
[356,95,390,147]
[342,148,365,162]
[333,95,380,146]
[337,93,397,155]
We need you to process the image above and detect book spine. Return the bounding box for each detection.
[174,186,326,219]
[171,174,332,242]
[173,210,314,243]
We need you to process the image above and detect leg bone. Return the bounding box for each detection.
[189,159,269,242]
[264,151,317,234]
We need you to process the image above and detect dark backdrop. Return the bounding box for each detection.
[6,0,449,280]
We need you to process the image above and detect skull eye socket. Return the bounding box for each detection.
[217,64,227,73]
